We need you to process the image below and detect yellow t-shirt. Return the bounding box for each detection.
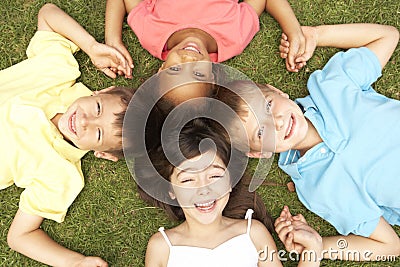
[0,31,92,223]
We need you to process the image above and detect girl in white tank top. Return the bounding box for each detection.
[137,119,323,266]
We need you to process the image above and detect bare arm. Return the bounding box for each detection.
[245,0,304,72]
[105,0,141,70]
[7,209,107,267]
[145,232,170,267]
[275,207,400,262]
[38,3,132,78]
[249,220,283,266]
[105,0,127,46]
[322,218,400,261]
[282,24,399,70]
[314,23,399,69]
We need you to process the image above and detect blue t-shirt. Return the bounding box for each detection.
[279,47,400,237]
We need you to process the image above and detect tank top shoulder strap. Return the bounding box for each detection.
[158,227,172,248]
[244,209,254,234]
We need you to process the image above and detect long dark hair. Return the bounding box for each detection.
[134,118,274,232]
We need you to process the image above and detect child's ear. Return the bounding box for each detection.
[94,85,116,95]
[93,151,119,162]
[246,151,273,159]
[168,191,176,200]
[266,84,289,98]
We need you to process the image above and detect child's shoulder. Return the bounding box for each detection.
[248,219,277,250]
[146,230,171,263]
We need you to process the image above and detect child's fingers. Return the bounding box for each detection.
[293,213,307,223]
[274,216,284,228]
[284,206,294,220]
[275,219,292,236]
[279,45,289,58]
[280,38,290,48]
[116,63,132,79]
[285,59,299,72]
[285,232,295,252]
[101,67,117,79]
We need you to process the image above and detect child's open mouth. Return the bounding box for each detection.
[194,199,216,212]
[182,43,202,55]
[68,111,77,136]
[284,114,295,140]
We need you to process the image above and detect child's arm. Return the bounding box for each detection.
[38,3,132,79]
[7,209,107,267]
[249,220,283,266]
[105,0,141,72]
[281,24,399,71]
[244,0,305,72]
[275,206,400,261]
[321,218,400,261]
[145,232,170,267]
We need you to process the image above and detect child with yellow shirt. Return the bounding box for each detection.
[1,3,133,266]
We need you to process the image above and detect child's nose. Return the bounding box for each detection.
[181,54,197,62]
[79,113,96,128]
[196,176,212,195]
[197,184,211,196]
[275,116,284,131]
[80,115,89,128]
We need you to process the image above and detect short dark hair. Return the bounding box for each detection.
[100,86,135,159]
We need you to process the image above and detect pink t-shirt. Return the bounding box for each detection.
[127,0,259,62]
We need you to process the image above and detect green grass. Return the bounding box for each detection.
[1,0,399,266]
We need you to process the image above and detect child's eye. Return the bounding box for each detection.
[266,100,272,113]
[210,175,224,179]
[181,178,194,183]
[169,66,181,72]
[97,128,101,142]
[193,71,205,77]
[96,102,101,116]
[257,126,265,139]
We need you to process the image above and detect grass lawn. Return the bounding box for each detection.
[1,0,399,266]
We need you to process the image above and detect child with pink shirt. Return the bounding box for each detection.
[105,0,305,76]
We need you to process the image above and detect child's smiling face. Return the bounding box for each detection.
[243,84,309,155]
[169,151,231,225]
[57,93,124,152]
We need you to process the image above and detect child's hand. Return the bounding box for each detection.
[280,26,318,72]
[289,214,322,253]
[106,41,134,78]
[73,256,108,267]
[280,30,305,72]
[88,42,133,79]
[275,206,305,253]
[275,206,323,256]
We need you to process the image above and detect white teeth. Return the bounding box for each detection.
[184,46,200,53]
[195,200,215,208]
[71,113,77,134]
[285,117,293,138]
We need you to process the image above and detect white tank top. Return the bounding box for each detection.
[159,209,259,267]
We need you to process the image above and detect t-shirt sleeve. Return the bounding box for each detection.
[308,47,382,95]
[0,31,82,102]
[303,48,383,143]
[26,31,80,58]
[18,160,84,223]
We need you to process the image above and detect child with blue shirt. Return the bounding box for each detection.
[1,3,134,266]
[215,23,400,260]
